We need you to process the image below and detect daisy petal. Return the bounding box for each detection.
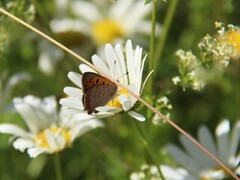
[95,106,121,113]
[79,64,95,73]
[63,87,82,97]
[229,120,240,165]
[198,126,218,167]
[28,147,49,158]
[45,130,65,152]
[71,1,102,23]
[59,97,84,110]
[118,94,132,111]
[13,138,35,152]
[167,144,201,176]
[216,120,230,163]
[71,120,104,139]
[92,55,111,75]
[67,72,82,88]
[160,165,195,180]
[0,124,31,139]
[128,110,145,121]
[179,135,216,168]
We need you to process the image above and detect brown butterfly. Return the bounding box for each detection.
[82,72,118,114]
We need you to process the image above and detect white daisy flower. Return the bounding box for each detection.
[51,0,156,45]
[0,95,103,158]
[130,164,192,180]
[38,0,157,75]
[60,40,150,121]
[167,119,240,179]
[0,72,31,113]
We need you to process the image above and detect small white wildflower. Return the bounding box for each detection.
[172,76,181,85]
[215,21,224,29]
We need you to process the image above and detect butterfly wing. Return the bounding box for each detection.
[82,72,115,93]
[83,84,117,114]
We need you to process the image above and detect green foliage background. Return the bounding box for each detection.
[0,0,240,179]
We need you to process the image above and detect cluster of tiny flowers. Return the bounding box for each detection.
[152,96,172,125]
[198,36,232,68]
[173,22,239,91]
[172,49,205,91]
[2,0,35,23]
[130,164,161,180]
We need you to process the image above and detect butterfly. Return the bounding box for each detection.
[82,72,118,114]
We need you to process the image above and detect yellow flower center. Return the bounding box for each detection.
[224,30,240,58]
[35,126,71,151]
[107,88,129,108]
[92,19,125,45]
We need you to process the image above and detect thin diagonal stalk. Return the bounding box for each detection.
[0,8,238,179]
[134,120,165,179]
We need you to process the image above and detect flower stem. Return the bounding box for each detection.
[147,0,158,95]
[53,154,63,180]
[29,0,55,36]
[154,0,179,72]
[134,120,165,180]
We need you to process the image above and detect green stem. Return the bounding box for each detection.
[154,0,179,73]
[134,121,165,180]
[146,0,158,95]
[53,154,63,180]
[29,0,55,36]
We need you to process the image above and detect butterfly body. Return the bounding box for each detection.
[82,72,117,114]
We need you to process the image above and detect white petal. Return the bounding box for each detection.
[75,111,115,121]
[13,96,57,133]
[216,120,230,163]
[167,144,201,176]
[28,147,49,158]
[179,135,216,169]
[59,97,84,110]
[71,119,104,140]
[126,40,135,84]
[105,43,119,78]
[109,0,134,20]
[50,18,90,35]
[140,68,153,95]
[6,72,31,92]
[128,110,145,121]
[13,97,42,133]
[121,0,151,33]
[0,124,31,139]
[79,64,95,73]
[67,72,82,89]
[229,120,240,165]
[92,55,111,75]
[63,87,82,97]
[95,106,122,113]
[128,83,138,103]
[118,94,132,111]
[38,42,62,75]
[198,126,219,167]
[114,43,128,85]
[71,1,102,23]
[42,96,58,123]
[45,130,65,152]
[160,165,195,180]
[13,138,35,152]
